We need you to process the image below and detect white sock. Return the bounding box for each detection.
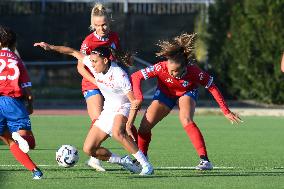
[132,150,149,167]
[107,153,122,164]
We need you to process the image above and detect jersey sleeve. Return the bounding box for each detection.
[18,60,32,88]
[131,63,159,100]
[208,84,230,115]
[190,65,213,88]
[80,38,91,55]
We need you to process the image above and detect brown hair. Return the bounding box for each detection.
[156,33,197,66]
[0,25,16,49]
[89,3,111,31]
[110,47,133,67]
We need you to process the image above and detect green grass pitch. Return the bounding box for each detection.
[1,115,284,189]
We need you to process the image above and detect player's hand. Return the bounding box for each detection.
[34,42,52,50]
[225,112,243,124]
[26,102,33,115]
[126,124,136,142]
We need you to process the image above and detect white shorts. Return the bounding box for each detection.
[94,104,130,136]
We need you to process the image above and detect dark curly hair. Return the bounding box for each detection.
[156,33,197,66]
[0,26,17,49]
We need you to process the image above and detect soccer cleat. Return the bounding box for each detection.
[139,163,154,176]
[12,132,29,153]
[32,168,43,180]
[86,157,106,172]
[119,155,141,174]
[195,160,213,170]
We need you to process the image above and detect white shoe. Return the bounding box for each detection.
[119,155,141,174]
[12,132,29,153]
[139,163,154,176]
[195,160,213,170]
[86,157,106,172]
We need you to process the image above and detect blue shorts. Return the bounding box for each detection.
[83,89,102,100]
[0,96,31,135]
[153,89,198,109]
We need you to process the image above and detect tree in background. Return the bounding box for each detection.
[207,0,284,104]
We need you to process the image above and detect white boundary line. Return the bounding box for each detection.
[0,164,235,169]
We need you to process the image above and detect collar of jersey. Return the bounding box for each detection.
[93,31,109,42]
[1,47,11,51]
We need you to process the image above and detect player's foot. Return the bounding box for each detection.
[139,163,154,176]
[119,155,140,174]
[32,168,43,179]
[195,160,213,170]
[12,132,29,153]
[86,157,106,172]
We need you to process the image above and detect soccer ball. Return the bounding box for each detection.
[56,145,79,168]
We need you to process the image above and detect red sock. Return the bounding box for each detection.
[131,125,138,144]
[184,122,207,157]
[21,135,36,149]
[10,143,36,171]
[138,131,151,156]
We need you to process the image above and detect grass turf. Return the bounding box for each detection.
[0,115,284,189]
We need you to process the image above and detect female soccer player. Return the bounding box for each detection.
[34,42,153,175]
[0,26,43,179]
[131,33,242,170]
[77,3,137,171]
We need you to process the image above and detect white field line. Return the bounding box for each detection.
[0,164,236,169]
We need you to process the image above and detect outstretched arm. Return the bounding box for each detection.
[77,60,96,84]
[34,42,84,61]
[208,84,243,124]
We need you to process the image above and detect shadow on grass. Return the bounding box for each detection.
[127,171,284,179]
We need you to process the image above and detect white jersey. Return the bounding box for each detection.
[83,56,132,112]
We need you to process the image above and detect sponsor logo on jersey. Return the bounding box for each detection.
[155,65,162,72]
[165,78,173,83]
[146,66,154,73]
[110,42,117,49]
[199,72,204,81]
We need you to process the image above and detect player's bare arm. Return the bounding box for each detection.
[34,42,84,61]
[77,61,96,84]
[125,91,140,141]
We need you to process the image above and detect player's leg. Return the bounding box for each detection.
[16,130,35,150]
[177,90,213,170]
[1,130,43,179]
[4,97,32,153]
[85,90,104,120]
[1,97,43,178]
[84,89,105,171]
[138,90,173,156]
[112,114,153,175]
[83,125,110,160]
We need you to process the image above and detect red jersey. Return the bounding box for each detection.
[133,61,213,98]
[0,48,31,98]
[80,31,120,92]
[131,61,230,115]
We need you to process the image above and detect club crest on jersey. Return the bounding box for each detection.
[110,42,117,49]
[146,66,155,73]
[182,81,189,87]
[199,72,204,81]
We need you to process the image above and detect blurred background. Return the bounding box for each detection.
[0,0,283,108]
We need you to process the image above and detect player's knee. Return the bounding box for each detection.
[22,135,36,149]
